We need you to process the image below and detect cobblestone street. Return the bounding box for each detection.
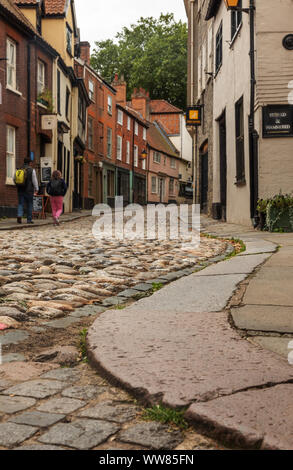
[0,216,229,450]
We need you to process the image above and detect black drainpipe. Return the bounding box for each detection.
[27,41,31,159]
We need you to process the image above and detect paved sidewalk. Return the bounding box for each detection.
[88,216,293,450]
[0,211,92,230]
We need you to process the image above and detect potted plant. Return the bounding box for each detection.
[37,88,54,113]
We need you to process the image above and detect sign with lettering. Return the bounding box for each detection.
[33,196,43,213]
[263,105,293,137]
[41,115,57,130]
[186,106,202,127]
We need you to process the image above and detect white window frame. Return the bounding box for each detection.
[127,116,131,131]
[89,79,95,101]
[6,125,16,184]
[117,135,122,160]
[153,151,161,164]
[151,176,157,194]
[37,60,45,96]
[134,145,138,167]
[135,121,138,136]
[126,141,130,164]
[107,127,112,158]
[143,127,147,140]
[107,95,112,115]
[117,109,123,125]
[6,38,17,91]
[142,157,146,170]
[170,158,176,169]
[169,178,175,194]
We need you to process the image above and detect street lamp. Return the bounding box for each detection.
[140,149,147,160]
[225,0,259,226]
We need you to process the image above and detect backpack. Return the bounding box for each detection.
[15,168,27,187]
[49,178,64,196]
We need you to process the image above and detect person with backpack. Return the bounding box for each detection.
[14,158,39,224]
[46,170,67,226]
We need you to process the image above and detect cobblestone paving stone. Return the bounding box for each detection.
[0,216,229,450]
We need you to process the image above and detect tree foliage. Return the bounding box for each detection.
[90,14,188,110]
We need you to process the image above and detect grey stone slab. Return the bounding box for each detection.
[38,419,120,450]
[15,444,65,450]
[118,422,183,450]
[238,239,277,255]
[62,385,105,400]
[232,305,293,333]
[9,411,65,428]
[78,402,138,423]
[118,289,141,298]
[145,278,168,285]
[159,272,184,281]
[132,283,153,292]
[69,305,105,318]
[251,336,292,358]
[186,384,293,450]
[122,273,246,314]
[243,280,293,306]
[0,396,36,414]
[37,397,85,414]
[263,248,293,267]
[1,353,26,363]
[253,266,293,281]
[0,422,37,448]
[0,330,29,345]
[194,253,270,276]
[44,317,81,329]
[3,379,67,399]
[40,368,80,383]
[102,296,127,307]
[87,309,293,408]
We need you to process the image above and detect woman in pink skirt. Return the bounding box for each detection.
[46,170,67,226]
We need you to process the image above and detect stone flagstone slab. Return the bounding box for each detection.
[87,309,293,408]
[38,419,120,450]
[194,253,270,276]
[118,422,183,450]
[9,411,65,428]
[251,336,292,358]
[0,396,36,414]
[0,422,37,448]
[232,305,293,333]
[78,401,139,423]
[185,384,293,450]
[37,397,85,414]
[40,368,80,383]
[243,280,293,306]
[238,239,277,256]
[3,379,67,399]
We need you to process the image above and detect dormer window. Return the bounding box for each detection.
[66,24,72,56]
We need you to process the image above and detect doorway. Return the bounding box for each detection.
[218,113,227,221]
[200,142,208,213]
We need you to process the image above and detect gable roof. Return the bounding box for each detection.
[150,100,182,114]
[1,0,38,32]
[43,0,67,15]
[147,121,179,158]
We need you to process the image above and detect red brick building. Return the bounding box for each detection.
[0,0,57,216]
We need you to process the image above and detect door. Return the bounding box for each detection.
[200,148,208,213]
[219,113,227,221]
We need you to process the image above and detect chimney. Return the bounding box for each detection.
[112,74,127,106]
[80,41,91,65]
[131,87,150,120]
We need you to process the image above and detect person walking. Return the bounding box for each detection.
[14,158,39,224]
[46,170,67,226]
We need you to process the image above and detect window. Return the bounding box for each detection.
[98,87,104,110]
[215,22,223,74]
[151,176,157,194]
[170,158,176,169]
[117,109,123,125]
[142,157,146,170]
[153,151,161,164]
[66,25,72,55]
[6,39,16,90]
[57,69,61,114]
[88,117,93,151]
[135,122,138,135]
[231,0,242,40]
[107,127,112,158]
[98,122,104,155]
[127,116,131,131]
[107,95,112,115]
[134,145,138,167]
[235,96,245,183]
[37,60,45,96]
[117,135,122,160]
[66,87,71,120]
[143,127,147,140]
[169,178,175,194]
[88,163,93,196]
[126,141,130,164]
[89,79,94,101]
[6,126,16,183]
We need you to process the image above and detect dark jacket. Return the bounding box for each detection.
[46,178,67,197]
[16,165,38,194]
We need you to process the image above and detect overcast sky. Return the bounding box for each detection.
[74,0,187,48]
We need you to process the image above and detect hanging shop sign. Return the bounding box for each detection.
[186,106,202,126]
[263,105,293,138]
[41,114,57,130]
[40,156,52,183]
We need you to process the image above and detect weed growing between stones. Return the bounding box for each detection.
[79,328,88,363]
[142,404,188,430]
[152,282,163,293]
